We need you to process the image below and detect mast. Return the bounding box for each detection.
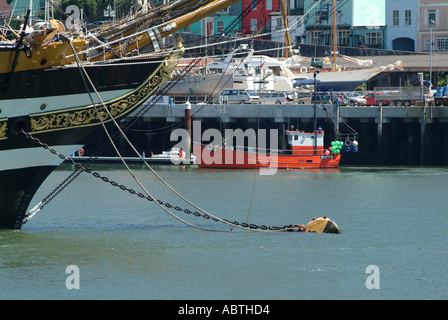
[332,0,336,71]
[280,0,292,58]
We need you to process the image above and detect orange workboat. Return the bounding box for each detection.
[193,129,341,169]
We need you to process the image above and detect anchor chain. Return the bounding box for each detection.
[20,129,294,232]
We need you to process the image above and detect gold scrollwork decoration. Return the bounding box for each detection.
[30,67,164,133]
[0,121,7,139]
[29,41,185,134]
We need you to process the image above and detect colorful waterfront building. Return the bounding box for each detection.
[240,0,280,39]
[385,0,418,52]
[417,0,448,52]
[302,0,387,49]
[0,0,10,17]
[8,0,45,18]
[180,3,242,38]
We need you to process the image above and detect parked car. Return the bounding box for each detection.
[363,92,392,106]
[219,89,260,104]
[259,92,293,104]
[341,92,367,106]
[311,92,349,106]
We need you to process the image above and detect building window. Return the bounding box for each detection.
[338,30,350,46]
[276,18,282,30]
[324,31,332,46]
[266,0,272,11]
[365,32,382,47]
[336,10,342,24]
[436,37,448,51]
[428,10,436,26]
[392,10,399,26]
[425,39,431,51]
[292,0,301,10]
[217,21,225,34]
[315,10,321,23]
[307,30,322,45]
[404,10,411,26]
[251,0,257,10]
[183,25,191,33]
[250,19,258,31]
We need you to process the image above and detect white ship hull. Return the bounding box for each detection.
[296,68,383,92]
[167,73,234,96]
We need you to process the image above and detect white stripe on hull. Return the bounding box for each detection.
[0,145,84,171]
[1,89,132,118]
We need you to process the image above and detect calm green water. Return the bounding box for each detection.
[1,164,447,300]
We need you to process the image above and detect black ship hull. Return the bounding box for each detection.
[0,55,174,229]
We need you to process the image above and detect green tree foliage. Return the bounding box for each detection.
[436,72,448,87]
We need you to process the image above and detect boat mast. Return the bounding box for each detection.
[332,0,336,71]
[280,0,291,58]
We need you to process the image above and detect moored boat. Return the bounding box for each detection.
[193,129,341,169]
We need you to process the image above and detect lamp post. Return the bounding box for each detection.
[430,19,434,92]
[313,69,320,154]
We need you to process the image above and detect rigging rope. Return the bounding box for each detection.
[24,39,294,233]
[68,39,223,232]
[21,0,304,232]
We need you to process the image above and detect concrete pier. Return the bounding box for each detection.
[115,103,448,166]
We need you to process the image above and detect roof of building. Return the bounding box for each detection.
[297,53,448,72]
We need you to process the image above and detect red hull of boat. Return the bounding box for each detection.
[193,144,341,169]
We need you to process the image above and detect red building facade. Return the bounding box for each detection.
[241,0,280,39]
[0,0,10,17]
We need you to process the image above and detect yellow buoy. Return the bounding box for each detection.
[305,216,340,234]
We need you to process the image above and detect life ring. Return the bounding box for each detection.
[300,66,308,73]
[77,148,84,156]
[338,94,344,102]
[178,150,184,158]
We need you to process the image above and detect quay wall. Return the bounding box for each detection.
[86,104,448,166]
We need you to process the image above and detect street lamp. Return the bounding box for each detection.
[429,19,434,93]
[313,69,321,154]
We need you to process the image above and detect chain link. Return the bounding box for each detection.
[18,13,296,231]
[20,130,294,231]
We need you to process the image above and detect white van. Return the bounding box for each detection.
[259,92,294,104]
[219,89,260,104]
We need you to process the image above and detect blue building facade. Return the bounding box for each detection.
[180,3,242,37]
[302,0,386,49]
[9,0,45,18]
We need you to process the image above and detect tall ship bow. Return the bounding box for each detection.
[0,0,242,229]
